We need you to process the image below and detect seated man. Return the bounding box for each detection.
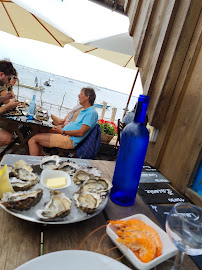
[0,60,19,146]
[28,87,98,156]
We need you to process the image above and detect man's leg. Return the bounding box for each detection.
[28,133,51,156]
[0,129,13,146]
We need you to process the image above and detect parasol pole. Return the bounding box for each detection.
[122,68,139,119]
[114,68,139,149]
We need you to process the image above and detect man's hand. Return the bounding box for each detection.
[51,125,63,134]
[5,100,20,110]
[3,92,15,101]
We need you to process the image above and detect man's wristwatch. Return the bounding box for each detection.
[62,130,65,136]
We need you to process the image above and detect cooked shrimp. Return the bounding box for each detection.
[117,224,162,257]
[117,232,157,263]
[109,219,162,260]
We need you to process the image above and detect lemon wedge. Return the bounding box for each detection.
[0,164,14,199]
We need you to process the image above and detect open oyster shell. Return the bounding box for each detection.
[81,166,101,177]
[36,190,72,221]
[79,177,112,195]
[40,155,60,170]
[10,177,38,192]
[73,191,102,213]
[1,188,43,210]
[73,170,95,185]
[58,160,79,175]
[9,160,38,182]
[12,160,33,173]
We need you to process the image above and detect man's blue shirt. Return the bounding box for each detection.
[62,106,98,147]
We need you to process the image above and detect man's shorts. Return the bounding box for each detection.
[49,134,74,149]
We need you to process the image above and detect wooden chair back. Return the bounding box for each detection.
[117,119,126,143]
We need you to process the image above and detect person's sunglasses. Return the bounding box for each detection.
[7,77,12,82]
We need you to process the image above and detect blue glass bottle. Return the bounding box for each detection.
[27,95,36,120]
[110,95,150,206]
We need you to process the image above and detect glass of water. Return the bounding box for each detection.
[166,203,202,269]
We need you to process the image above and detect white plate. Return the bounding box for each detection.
[107,214,178,270]
[15,250,131,270]
[40,169,71,190]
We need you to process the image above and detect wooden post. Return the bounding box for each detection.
[110,107,117,122]
[100,102,107,119]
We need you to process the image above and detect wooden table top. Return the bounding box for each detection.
[0,156,199,270]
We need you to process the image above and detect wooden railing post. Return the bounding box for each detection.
[110,107,117,122]
[100,102,107,119]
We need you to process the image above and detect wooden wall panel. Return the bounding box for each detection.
[127,0,201,128]
[160,48,202,191]
[146,10,202,168]
[125,0,202,201]
[150,0,201,128]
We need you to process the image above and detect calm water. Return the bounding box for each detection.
[13,64,138,123]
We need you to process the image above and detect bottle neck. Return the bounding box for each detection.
[134,95,149,124]
[32,95,36,101]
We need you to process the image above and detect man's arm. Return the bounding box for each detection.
[0,92,15,104]
[0,100,19,115]
[52,124,90,137]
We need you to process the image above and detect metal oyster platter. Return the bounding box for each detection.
[0,155,110,225]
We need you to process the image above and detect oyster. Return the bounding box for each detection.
[12,160,33,173]
[82,166,101,177]
[10,177,38,192]
[58,160,79,175]
[73,170,94,185]
[73,191,102,213]
[40,155,60,170]
[36,190,71,221]
[1,188,43,210]
[10,160,38,182]
[80,177,112,195]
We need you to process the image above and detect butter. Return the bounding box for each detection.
[46,177,67,188]
[0,164,14,199]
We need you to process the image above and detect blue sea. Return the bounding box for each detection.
[13,64,138,123]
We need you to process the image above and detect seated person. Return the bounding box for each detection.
[122,103,148,126]
[28,87,98,156]
[0,60,19,146]
[122,104,137,125]
[0,73,18,104]
[51,104,83,126]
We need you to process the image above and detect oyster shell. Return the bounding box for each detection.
[12,160,33,173]
[80,177,112,195]
[9,160,38,182]
[73,170,94,185]
[10,177,38,192]
[58,160,79,175]
[1,188,43,210]
[36,190,71,221]
[40,155,60,170]
[11,169,38,182]
[73,191,102,213]
[81,166,101,177]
